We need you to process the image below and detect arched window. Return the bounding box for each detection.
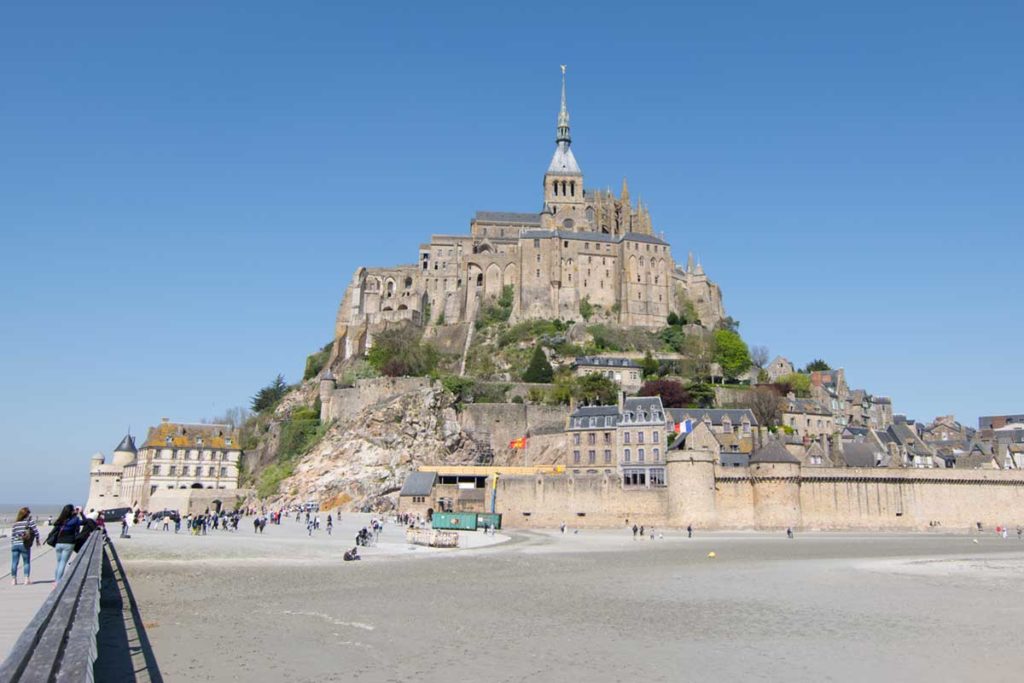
[570,181,575,196]
[553,181,558,196]
[476,273,483,286]
[404,276,413,288]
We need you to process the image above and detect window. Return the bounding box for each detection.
[637,431,645,444]
[220,467,227,477]
[623,469,647,487]
[624,448,631,463]
[588,450,596,464]
[536,269,541,278]
[587,433,596,445]
[573,450,581,464]
[650,468,666,487]
[638,448,645,463]
[533,239,540,248]
[604,432,612,444]
[573,433,581,446]
[169,466,177,476]
[623,432,631,444]
[604,449,612,464]
[653,431,660,444]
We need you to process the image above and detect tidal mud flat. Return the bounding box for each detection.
[119,518,1024,682]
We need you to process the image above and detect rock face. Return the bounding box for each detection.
[277,383,478,511]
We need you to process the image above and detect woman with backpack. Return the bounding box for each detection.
[10,507,40,585]
[49,504,82,583]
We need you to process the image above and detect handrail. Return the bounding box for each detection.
[0,531,105,683]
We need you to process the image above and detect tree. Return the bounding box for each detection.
[638,379,690,408]
[522,344,554,383]
[251,375,288,413]
[366,324,439,377]
[743,385,784,428]
[716,316,740,333]
[804,359,831,372]
[685,381,716,408]
[712,329,752,381]
[573,373,619,406]
[666,311,680,327]
[750,345,770,369]
[579,296,594,321]
[640,351,659,378]
[775,373,811,397]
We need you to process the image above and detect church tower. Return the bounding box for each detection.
[542,66,585,231]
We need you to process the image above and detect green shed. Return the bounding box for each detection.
[431,512,478,531]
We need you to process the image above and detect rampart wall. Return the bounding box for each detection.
[493,460,1024,531]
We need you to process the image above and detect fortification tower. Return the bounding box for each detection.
[749,438,802,529]
[318,367,337,421]
[665,422,719,528]
[541,66,586,231]
[111,433,137,467]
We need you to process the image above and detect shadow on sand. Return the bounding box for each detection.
[95,539,163,682]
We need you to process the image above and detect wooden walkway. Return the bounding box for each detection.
[0,543,59,659]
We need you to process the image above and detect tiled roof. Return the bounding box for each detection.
[143,422,240,450]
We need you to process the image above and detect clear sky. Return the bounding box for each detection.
[2,1,1021,503]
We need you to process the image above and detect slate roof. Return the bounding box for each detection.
[473,211,542,225]
[114,434,137,455]
[750,438,801,464]
[568,405,620,430]
[519,229,668,247]
[399,471,437,497]
[575,356,640,369]
[784,398,832,416]
[841,443,883,467]
[719,452,750,467]
[667,408,758,427]
[548,141,582,175]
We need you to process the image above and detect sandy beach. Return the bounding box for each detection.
[117,517,1024,682]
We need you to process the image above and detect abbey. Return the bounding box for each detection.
[333,69,725,361]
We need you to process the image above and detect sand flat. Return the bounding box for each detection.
[118,517,1024,682]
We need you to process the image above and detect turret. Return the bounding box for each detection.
[749,437,802,529]
[665,422,719,528]
[111,433,137,467]
[319,368,337,421]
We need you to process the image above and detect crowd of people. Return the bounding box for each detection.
[8,504,102,586]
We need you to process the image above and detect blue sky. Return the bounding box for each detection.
[1,1,1021,503]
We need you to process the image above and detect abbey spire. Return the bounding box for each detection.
[543,66,585,230]
[546,65,582,178]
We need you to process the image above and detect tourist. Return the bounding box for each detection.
[343,547,360,562]
[560,521,566,534]
[786,527,794,539]
[632,524,638,538]
[639,525,645,538]
[327,515,333,536]
[10,507,40,586]
[51,504,82,583]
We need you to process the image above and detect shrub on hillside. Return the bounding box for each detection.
[523,345,554,383]
[638,379,690,408]
[251,374,289,413]
[367,324,439,377]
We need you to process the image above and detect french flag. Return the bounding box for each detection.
[674,419,693,435]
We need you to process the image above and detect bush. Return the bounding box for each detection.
[804,359,832,372]
[367,324,439,377]
[640,351,659,378]
[638,379,690,408]
[303,341,334,381]
[685,382,716,408]
[441,375,476,403]
[775,373,811,397]
[579,296,594,321]
[256,461,294,499]
[478,285,515,328]
[572,373,619,406]
[511,395,524,404]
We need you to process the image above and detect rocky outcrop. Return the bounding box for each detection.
[275,382,478,511]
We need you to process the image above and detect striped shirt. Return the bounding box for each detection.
[10,518,40,549]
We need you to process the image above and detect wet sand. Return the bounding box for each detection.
[119,518,1024,682]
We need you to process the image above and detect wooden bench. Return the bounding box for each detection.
[0,531,105,682]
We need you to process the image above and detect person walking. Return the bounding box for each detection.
[10,507,40,585]
[326,515,333,536]
[786,527,794,539]
[687,524,692,538]
[632,524,639,538]
[51,504,82,583]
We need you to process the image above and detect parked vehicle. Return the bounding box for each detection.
[98,507,133,523]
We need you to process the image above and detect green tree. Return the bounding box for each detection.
[712,329,751,381]
[579,296,594,321]
[638,379,690,408]
[716,316,740,333]
[640,350,659,378]
[251,374,289,413]
[573,373,619,406]
[522,345,554,383]
[804,359,832,372]
[685,381,716,408]
[776,372,812,397]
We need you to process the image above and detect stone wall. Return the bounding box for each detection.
[460,403,567,464]
[492,460,1024,531]
[322,377,434,423]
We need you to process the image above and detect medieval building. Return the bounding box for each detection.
[332,68,725,361]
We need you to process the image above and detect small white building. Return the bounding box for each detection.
[573,356,643,393]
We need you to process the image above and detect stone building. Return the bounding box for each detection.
[765,356,794,383]
[86,420,246,514]
[331,68,725,362]
[565,396,668,487]
[572,356,643,393]
[782,395,835,440]
[666,408,759,464]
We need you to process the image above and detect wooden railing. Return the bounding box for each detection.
[0,531,104,682]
